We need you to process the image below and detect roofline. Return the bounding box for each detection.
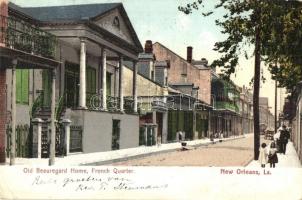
[90,4,143,52]
[153,42,209,71]
[8,3,40,25]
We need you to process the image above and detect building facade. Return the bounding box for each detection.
[152,42,212,141]
[283,81,302,163]
[210,72,241,137]
[2,2,145,161]
[259,97,275,133]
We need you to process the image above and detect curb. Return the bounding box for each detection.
[83,136,246,166]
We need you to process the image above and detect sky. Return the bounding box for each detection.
[11,0,285,115]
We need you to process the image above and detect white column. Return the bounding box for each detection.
[32,118,43,158]
[62,119,72,156]
[162,112,168,143]
[102,49,107,110]
[144,126,148,145]
[10,59,17,165]
[119,56,124,112]
[152,111,157,145]
[79,39,86,108]
[49,69,56,166]
[133,61,138,113]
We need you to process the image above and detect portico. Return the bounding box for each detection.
[18,3,144,154]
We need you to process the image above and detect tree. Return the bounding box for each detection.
[179,0,302,159]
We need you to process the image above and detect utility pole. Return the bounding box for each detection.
[253,3,261,160]
[274,80,278,133]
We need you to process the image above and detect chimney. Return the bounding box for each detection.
[145,40,153,53]
[187,46,193,63]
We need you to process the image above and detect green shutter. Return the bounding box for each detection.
[16,69,22,103]
[86,67,96,105]
[21,69,29,104]
[16,69,29,104]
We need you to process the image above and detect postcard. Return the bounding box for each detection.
[0,0,302,199]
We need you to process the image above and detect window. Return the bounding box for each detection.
[86,67,96,104]
[106,72,112,96]
[113,16,120,29]
[16,69,29,104]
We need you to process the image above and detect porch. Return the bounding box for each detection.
[0,12,60,165]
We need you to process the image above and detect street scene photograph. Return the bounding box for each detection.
[0,0,302,199]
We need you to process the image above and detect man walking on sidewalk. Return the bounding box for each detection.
[279,125,290,154]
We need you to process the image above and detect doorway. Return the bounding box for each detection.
[64,62,79,108]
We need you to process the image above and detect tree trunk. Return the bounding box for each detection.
[253,15,261,160]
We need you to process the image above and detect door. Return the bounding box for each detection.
[156,112,163,143]
[106,72,112,97]
[65,62,79,108]
[112,120,120,150]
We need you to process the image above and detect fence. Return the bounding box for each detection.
[6,124,31,158]
[69,126,83,153]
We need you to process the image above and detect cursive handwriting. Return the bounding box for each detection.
[31,175,168,192]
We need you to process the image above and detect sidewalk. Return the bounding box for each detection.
[5,134,247,166]
[247,141,302,168]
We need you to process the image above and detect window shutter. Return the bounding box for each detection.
[21,69,29,104]
[16,69,22,103]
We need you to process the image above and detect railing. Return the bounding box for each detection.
[0,15,57,58]
[152,100,168,111]
[6,124,31,158]
[215,101,239,112]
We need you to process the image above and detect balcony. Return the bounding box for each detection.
[85,95,136,114]
[215,101,239,113]
[0,15,57,58]
[152,100,168,111]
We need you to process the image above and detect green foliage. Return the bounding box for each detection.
[179,0,302,89]
[55,94,65,121]
[29,92,44,119]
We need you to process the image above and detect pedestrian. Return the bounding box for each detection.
[258,143,268,168]
[219,131,223,142]
[210,133,215,144]
[274,127,281,153]
[279,125,290,154]
[268,141,278,168]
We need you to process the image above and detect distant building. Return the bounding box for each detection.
[259,97,274,132]
[152,43,212,140]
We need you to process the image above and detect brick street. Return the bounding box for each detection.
[113,136,271,166]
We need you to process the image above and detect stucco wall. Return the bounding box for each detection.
[153,43,211,104]
[123,66,164,97]
[69,110,139,153]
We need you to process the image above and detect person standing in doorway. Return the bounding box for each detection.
[279,125,290,154]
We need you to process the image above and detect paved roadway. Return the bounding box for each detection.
[112,135,271,166]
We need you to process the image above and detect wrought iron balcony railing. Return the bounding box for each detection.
[151,100,168,111]
[0,15,57,58]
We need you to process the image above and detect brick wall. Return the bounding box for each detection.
[0,69,6,163]
[0,0,8,47]
[153,43,211,104]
